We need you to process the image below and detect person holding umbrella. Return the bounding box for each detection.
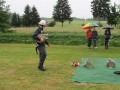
[103,26,113,49]
[104,28,111,49]
[82,23,99,49]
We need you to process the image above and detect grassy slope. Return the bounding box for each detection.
[10,20,120,34]
[0,44,120,90]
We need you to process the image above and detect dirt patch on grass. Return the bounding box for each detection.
[1,69,15,77]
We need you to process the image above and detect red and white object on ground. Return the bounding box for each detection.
[72,60,80,67]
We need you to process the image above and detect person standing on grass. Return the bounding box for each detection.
[92,28,98,48]
[33,20,50,71]
[104,28,111,49]
[86,27,92,49]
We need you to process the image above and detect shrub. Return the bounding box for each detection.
[97,23,103,27]
[48,21,56,27]
[81,23,85,26]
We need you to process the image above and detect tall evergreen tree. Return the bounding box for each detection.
[31,5,40,27]
[11,13,17,27]
[11,12,21,27]
[53,0,72,27]
[17,14,21,27]
[0,0,10,32]
[91,0,111,24]
[22,5,31,27]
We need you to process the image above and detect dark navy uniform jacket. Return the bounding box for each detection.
[105,29,111,39]
[33,28,49,46]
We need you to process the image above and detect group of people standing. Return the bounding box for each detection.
[86,27,111,49]
[86,27,98,49]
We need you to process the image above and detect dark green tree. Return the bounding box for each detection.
[31,5,40,27]
[53,0,72,27]
[17,14,21,27]
[91,0,111,24]
[0,0,10,33]
[22,5,32,27]
[107,3,119,26]
[11,12,21,27]
[116,4,120,28]
[11,13,17,27]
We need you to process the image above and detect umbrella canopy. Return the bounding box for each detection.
[82,23,99,30]
[102,26,114,30]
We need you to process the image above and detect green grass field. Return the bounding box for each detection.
[10,20,120,34]
[1,19,120,90]
[0,44,120,90]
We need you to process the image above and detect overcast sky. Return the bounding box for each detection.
[5,0,120,18]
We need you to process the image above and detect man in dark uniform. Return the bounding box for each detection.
[33,20,50,71]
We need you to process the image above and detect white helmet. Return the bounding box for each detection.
[38,20,46,26]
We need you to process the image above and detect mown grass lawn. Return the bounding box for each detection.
[0,44,120,90]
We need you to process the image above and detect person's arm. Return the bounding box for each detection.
[45,40,50,46]
[33,29,40,41]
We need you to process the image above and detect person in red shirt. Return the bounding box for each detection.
[86,27,92,49]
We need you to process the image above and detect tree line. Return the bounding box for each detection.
[11,5,40,27]
[0,0,120,33]
[91,0,120,26]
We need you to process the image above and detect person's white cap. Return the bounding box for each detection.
[38,20,46,26]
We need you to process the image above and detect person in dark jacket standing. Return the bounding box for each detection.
[33,20,50,71]
[92,28,98,48]
[104,28,111,49]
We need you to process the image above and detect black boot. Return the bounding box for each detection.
[38,67,46,71]
[105,44,108,49]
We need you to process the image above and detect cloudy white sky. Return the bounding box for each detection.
[5,0,120,18]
